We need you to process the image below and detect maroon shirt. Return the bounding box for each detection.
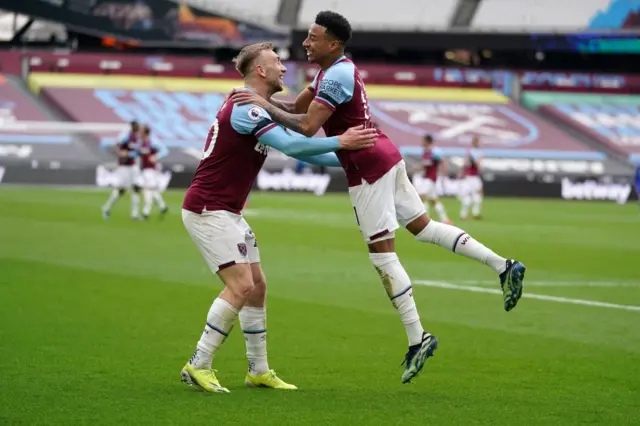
[422,148,442,182]
[464,149,480,177]
[182,94,274,215]
[139,137,158,170]
[309,57,403,187]
[118,131,138,166]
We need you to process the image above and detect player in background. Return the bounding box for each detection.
[138,125,169,220]
[635,162,640,207]
[419,134,452,224]
[460,136,484,220]
[180,42,377,393]
[101,120,142,220]
[232,11,526,384]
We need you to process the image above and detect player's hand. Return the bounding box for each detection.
[231,90,270,109]
[338,125,378,150]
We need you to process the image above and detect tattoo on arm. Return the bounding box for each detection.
[269,98,295,113]
[264,104,308,135]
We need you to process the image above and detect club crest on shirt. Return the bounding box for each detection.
[248,107,263,121]
[237,243,248,256]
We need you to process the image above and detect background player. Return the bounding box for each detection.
[180,42,377,393]
[138,125,169,220]
[460,136,484,220]
[231,11,526,384]
[418,134,452,224]
[101,120,142,220]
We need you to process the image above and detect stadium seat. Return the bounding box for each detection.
[184,0,282,27]
[471,0,613,30]
[297,0,459,30]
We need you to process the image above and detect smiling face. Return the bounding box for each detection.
[255,48,287,93]
[302,23,340,65]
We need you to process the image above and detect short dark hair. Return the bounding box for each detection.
[424,134,433,142]
[315,11,352,44]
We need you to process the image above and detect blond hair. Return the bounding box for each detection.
[233,42,275,77]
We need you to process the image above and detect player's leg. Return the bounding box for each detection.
[141,170,154,219]
[426,180,451,224]
[149,169,168,217]
[180,210,255,393]
[102,166,127,218]
[130,168,141,220]
[471,177,483,219]
[238,224,296,389]
[396,167,526,312]
[459,177,472,220]
[350,163,437,384]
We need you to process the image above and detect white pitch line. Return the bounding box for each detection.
[457,280,640,288]
[415,280,640,312]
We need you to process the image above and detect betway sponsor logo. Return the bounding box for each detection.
[449,157,605,175]
[0,145,32,159]
[561,178,631,203]
[257,169,331,196]
[95,165,172,192]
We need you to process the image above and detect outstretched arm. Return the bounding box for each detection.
[261,101,333,137]
[257,125,340,157]
[292,153,341,167]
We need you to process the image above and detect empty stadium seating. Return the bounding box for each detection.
[471,0,613,30]
[297,0,459,30]
[185,0,282,27]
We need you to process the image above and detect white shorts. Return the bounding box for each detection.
[116,165,141,189]
[182,209,260,273]
[349,160,425,244]
[140,168,159,190]
[416,178,438,200]
[464,176,483,195]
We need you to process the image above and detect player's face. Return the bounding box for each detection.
[303,24,338,64]
[423,139,432,148]
[472,137,480,148]
[258,49,287,93]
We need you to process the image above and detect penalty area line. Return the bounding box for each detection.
[414,280,640,312]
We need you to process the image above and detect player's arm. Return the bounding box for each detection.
[233,64,354,137]
[231,104,375,157]
[151,141,169,160]
[291,153,341,167]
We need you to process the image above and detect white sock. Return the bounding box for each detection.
[189,298,238,369]
[153,191,167,210]
[103,189,121,211]
[369,253,424,346]
[460,195,471,219]
[239,306,269,375]
[472,193,483,217]
[434,201,449,222]
[143,190,153,216]
[131,192,140,218]
[416,220,507,274]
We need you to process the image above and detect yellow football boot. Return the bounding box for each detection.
[245,370,297,390]
[181,363,229,393]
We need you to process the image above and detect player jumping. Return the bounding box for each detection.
[418,134,452,224]
[460,136,484,220]
[138,125,169,220]
[231,11,526,384]
[101,120,142,220]
[180,42,378,393]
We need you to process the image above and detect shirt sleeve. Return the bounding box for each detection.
[432,148,443,161]
[308,71,320,92]
[314,62,355,111]
[230,104,278,138]
[151,140,169,159]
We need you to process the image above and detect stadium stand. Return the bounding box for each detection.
[471,0,613,31]
[184,0,283,28]
[297,0,459,30]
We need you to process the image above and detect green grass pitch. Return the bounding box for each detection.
[0,187,638,425]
